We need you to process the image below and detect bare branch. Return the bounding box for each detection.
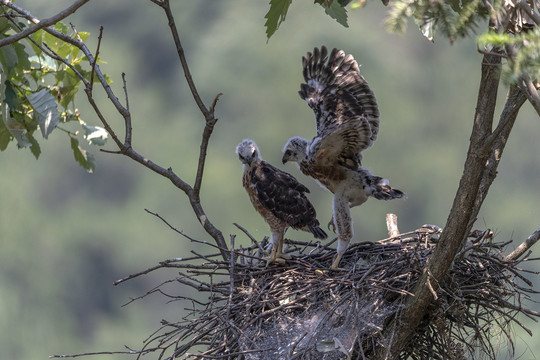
[385,213,400,237]
[488,85,527,144]
[49,349,145,358]
[157,0,210,118]
[0,0,89,47]
[505,228,540,262]
[194,94,221,199]
[11,7,230,260]
[155,0,222,201]
[89,25,104,92]
[519,74,540,117]
[121,72,133,145]
[373,52,504,360]
[210,93,224,115]
[504,43,540,118]
[518,0,540,25]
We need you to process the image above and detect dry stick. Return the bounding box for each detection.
[227,235,236,322]
[518,1,540,25]
[233,222,264,252]
[49,350,144,359]
[505,228,540,262]
[374,51,526,359]
[386,213,400,238]
[144,208,199,241]
[157,0,219,201]
[519,74,540,117]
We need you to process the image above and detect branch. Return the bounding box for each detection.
[49,349,145,358]
[518,0,540,26]
[519,74,540,117]
[0,0,89,47]
[89,25,103,92]
[157,0,210,118]
[504,43,540,118]
[156,0,221,201]
[373,52,504,360]
[12,5,230,261]
[385,213,400,237]
[505,228,540,262]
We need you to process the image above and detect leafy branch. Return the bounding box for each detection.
[264,0,349,39]
[0,1,229,260]
[0,0,107,170]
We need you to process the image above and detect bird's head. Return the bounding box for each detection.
[236,139,261,167]
[282,136,309,164]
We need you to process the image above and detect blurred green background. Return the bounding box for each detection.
[2,0,539,359]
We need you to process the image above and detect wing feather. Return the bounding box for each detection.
[251,161,320,230]
[299,46,380,167]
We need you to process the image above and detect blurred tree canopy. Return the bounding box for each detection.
[0,0,539,359]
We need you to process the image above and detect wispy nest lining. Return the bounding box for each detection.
[120,225,539,360]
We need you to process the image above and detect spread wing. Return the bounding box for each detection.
[299,46,380,168]
[251,161,318,230]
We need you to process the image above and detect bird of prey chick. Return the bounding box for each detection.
[236,139,327,265]
[282,46,404,269]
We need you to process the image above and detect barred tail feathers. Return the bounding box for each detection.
[370,176,405,200]
[309,224,328,239]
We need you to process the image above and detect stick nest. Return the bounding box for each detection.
[124,225,539,360]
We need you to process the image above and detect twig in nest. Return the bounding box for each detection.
[61,225,540,360]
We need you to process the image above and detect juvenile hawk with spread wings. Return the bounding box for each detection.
[236,139,327,265]
[282,46,404,269]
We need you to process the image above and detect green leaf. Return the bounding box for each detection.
[323,1,349,27]
[27,89,60,139]
[70,137,95,173]
[477,32,514,47]
[56,67,83,109]
[1,101,31,148]
[4,80,21,111]
[264,0,293,39]
[0,17,11,34]
[29,29,44,56]
[78,31,90,42]
[53,21,69,34]
[0,43,18,75]
[26,132,41,159]
[385,1,414,34]
[28,54,58,71]
[415,17,435,42]
[82,122,108,146]
[13,42,31,71]
[0,118,11,151]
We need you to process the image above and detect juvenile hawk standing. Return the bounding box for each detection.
[236,139,327,265]
[282,46,404,269]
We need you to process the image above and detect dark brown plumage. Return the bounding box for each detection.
[283,46,404,269]
[236,139,327,265]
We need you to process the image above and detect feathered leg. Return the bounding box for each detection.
[277,236,291,260]
[263,230,287,266]
[331,193,353,269]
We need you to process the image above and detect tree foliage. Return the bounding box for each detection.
[265,0,350,39]
[0,12,107,171]
[1,0,539,359]
[264,0,540,96]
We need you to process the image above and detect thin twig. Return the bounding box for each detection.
[0,0,89,47]
[89,25,103,91]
